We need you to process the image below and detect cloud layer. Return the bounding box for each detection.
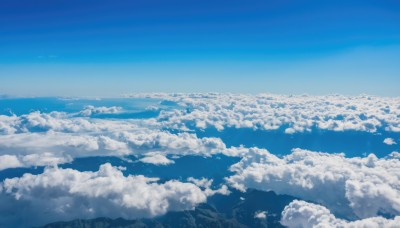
[226,148,400,219]
[0,163,227,227]
[0,111,228,170]
[1,95,400,227]
[130,93,400,133]
[281,200,400,228]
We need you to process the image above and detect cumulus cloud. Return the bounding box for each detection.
[384,138,397,145]
[0,132,126,169]
[139,152,175,165]
[78,105,123,116]
[254,211,267,219]
[0,110,228,169]
[0,155,23,170]
[281,200,400,228]
[118,131,226,156]
[0,163,225,227]
[1,94,399,170]
[129,93,400,133]
[226,148,400,219]
[389,151,400,159]
[187,177,230,196]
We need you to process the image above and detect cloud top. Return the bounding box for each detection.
[129,93,400,133]
[227,148,400,219]
[1,163,226,227]
[281,200,400,228]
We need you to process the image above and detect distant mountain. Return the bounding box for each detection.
[42,189,296,228]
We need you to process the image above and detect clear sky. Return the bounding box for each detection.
[1,0,399,96]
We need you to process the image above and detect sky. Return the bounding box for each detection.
[1,0,399,96]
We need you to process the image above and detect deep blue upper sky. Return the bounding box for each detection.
[1,0,399,96]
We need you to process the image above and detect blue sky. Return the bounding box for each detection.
[1,0,399,96]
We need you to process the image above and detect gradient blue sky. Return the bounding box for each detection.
[1,0,399,96]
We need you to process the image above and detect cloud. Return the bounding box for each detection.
[0,153,73,171]
[139,152,175,165]
[226,148,400,219]
[187,177,230,196]
[0,115,18,134]
[281,200,400,228]
[1,93,399,170]
[0,163,226,227]
[118,131,226,156]
[254,211,267,219]
[389,151,400,159]
[78,106,123,117]
[0,110,229,169]
[129,93,400,133]
[0,155,23,170]
[384,138,397,145]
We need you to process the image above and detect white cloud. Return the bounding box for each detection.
[0,155,23,170]
[384,138,397,145]
[0,110,229,169]
[389,151,400,159]
[0,153,73,171]
[21,152,72,167]
[187,177,230,196]
[226,148,400,219]
[139,152,175,165]
[1,94,399,170]
[281,200,400,228]
[78,105,123,117]
[118,131,226,156]
[0,163,225,227]
[129,93,400,133]
[254,211,267,219]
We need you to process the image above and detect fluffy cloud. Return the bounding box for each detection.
[0,111,228,169]
[0,155,23,170]
[1,94,399,170]
[118,131,226,156]
[281,200,400,228]
[226,148,400,219]
[0,132,126,170]
[78,105,123,116]
[187,177,230,196]
[384,138,397,145]
[139,152,175,165]
[254,211,267,219]
[129,93,400,133]
[0,163,225,227]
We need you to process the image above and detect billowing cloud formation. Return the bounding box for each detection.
[0,111,227,170]
[0,163,226,227]
[139,152,175,165]
[1,94,400,170]
[187,177,230,196]
[226,148,400,219]
[129,93,400,133]
[0,155,23,170]
[78,105,123,116]
[281,200,400,228]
